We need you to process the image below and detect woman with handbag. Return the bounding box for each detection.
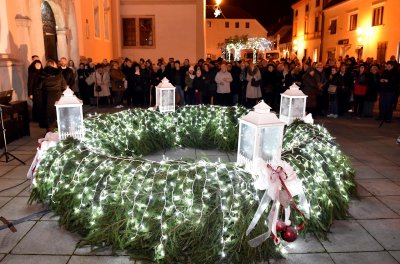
[246,62,262,108]
[93,63,111,107]
[353,64,369,118]
[327,66,339,118]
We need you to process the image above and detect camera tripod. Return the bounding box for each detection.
[0,105,25,165]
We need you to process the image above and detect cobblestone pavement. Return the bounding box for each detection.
[0,108,399,263]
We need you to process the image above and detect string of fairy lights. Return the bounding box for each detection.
[30,106,355,264]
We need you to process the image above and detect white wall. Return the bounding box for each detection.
[120,4,200,63]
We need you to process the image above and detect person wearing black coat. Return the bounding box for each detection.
[169,61,186,105]
[122,60,135,106]
[261,63,277,107]
[336,64,353,116]
[59,57,75,91]
[364,66,380,117]
[77,63,90,105]
[229,62,241,105]
[379,61,398,122]
[28,60,43,122]
[192,68,205,105]
[34,60,66,131]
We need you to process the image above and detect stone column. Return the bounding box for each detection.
[57,29,68,59]
[29,0,46,61]
[0,0,10,54]
[0,0,13,94]
[111,0,121,58]
[68,0,80,64]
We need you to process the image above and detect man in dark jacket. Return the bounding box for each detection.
[379,61,398,122]
[59,57,75,91]
[122,59,135,106]
[170,61,186,105]
[34,59,66,131]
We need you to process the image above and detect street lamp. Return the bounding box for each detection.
[206,0,223,18]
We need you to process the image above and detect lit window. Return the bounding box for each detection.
[122,16,155,48]
[372,6,384,26]
[329,19,337,35]
[349,13,357,31]
[225,21,230,28]
[314,16,320,32]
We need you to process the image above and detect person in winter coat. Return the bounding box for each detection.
[77,63,90,105]
[364,65,380,117]
[327,66,340,118]
[170,61,186,106]
[28,60,43,122]
[230,62,242,105]
[34,59,66,131]
[379,61,398,123]
[122,60,135,106]
[91,63,111,105]
[133,65,145,107]
[215,63,233,106]
[302,67,319,115]
[110,61,126,108]
[353,64,369,117]
[192,68,205,105]
[246,62,262,108]
[59,57,75,91]
[202,63,217,105]
[185,66,196,105]
[261,63,277,106]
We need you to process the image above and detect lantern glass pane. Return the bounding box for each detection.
[162,90,174,106]
[259,126,282,161]
[291,98,305,118]
[239,124,255,160]
[58,107,81,134]
[281,97,290,116]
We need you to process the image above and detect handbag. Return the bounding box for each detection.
[251,78,261,87]
[354,83,367,96]
[328,84,337,94]
[95,85,102,92]
[85,73,94,85]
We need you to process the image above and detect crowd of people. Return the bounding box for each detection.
[27,53,400,131]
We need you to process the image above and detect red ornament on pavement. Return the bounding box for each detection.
[276,220,287,233]
[282,226,298,242]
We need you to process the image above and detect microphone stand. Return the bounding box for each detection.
[0,105,26,165]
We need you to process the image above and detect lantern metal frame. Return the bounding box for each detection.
[55,87,84,140]
[279,83,308,125]
[237,100,285,174]
[156,77,176,113]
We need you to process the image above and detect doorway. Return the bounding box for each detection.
[41,1,58,61]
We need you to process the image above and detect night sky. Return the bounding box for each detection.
[220,0,297,32]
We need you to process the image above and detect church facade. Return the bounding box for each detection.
[0,0,205,101]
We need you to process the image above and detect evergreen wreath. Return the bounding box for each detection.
[30,105,355,264]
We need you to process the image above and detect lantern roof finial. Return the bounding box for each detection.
[55,86,83,106]
[156,77,175,89]
[240,100,284,126]
[253,100,271,114]
[281,83,307,97]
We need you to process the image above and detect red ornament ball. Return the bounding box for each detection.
[276,220,287,233]
[282,226,298,242]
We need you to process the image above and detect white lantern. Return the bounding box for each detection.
[156,77,176,113]
[237,100,285,174]
[55,87,84,140]
[279,83,308,124]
